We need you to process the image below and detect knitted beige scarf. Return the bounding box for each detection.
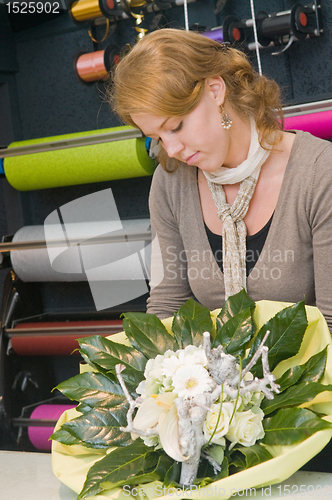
[204,121,271,299]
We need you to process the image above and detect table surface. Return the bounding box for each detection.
[1,450,332,500]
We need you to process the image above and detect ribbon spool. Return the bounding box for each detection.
[74,44,120,83]
[256,4,309,47]
[27,404,76,451]
[69,0,104,23]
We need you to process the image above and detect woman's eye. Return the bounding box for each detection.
[171,121,183,133]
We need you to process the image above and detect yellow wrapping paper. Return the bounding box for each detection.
[52,300,332,499]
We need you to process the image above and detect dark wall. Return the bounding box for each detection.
[0,0,332,310]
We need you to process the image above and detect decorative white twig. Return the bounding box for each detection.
[115,364,157,437]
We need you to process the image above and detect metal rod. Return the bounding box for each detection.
[0,128,143,159]
[0,230,152,253]
[8,324,123,336]
[12,418,59,427]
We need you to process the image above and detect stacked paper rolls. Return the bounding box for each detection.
[4,126,155,191]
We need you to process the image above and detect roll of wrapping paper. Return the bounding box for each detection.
[3,126,155,190]
[10,219,151,281]
[283,110,332,140]
[9,319,123,355]
[28,404,76,451]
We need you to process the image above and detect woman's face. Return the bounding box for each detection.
[131,77,239,173]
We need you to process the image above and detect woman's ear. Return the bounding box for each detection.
[205,76,226,106]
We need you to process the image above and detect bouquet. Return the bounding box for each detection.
[52,290,332,499]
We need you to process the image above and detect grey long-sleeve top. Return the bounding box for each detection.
[146,131,332,333]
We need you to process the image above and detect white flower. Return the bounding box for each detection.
[161,346,208,379]
[137,354,167,397]
[172,364,213,398]
[226,407,265,449]
[180,345,208,366]
[203,402,235,446]
[162,353,183,378]
[132,392,187,461]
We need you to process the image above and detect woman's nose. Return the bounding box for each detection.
[163,137,184,158]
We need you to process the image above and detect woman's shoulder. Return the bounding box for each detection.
[151,162,197,191]
[292,130,332,159]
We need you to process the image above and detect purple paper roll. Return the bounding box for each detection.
[202,28,224,43]
[28,404,75,451]
[284,110,332,140]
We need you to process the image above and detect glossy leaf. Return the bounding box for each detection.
[261,382,332,415]
[276,365,305,392]
[298,347,328,384]
[262,408,332,445]
[245,301,308,377]
[79,335,147,371]
[79,335,146,387]
[101,454,172,490]
[55,372,125,408]
[276,347,328,392]
[163,462,181,487]
[123,312,178,358]
[233,444,273,469]
[217,289,255,326]
[77,442,163,499]
[51,428,81,446]
[213,307,254,357]
[172,298,214,348]
[58,405,132,448]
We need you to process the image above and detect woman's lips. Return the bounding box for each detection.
[184,152,199,165]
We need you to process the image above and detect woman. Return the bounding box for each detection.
[110,28,332,332]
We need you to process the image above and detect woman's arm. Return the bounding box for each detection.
[147,166,195,318]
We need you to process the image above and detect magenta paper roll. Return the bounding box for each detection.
[283,110,332,140]
[28,404,75,451]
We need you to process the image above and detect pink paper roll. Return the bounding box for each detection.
[28,404,75,451]
[283,110,332,140]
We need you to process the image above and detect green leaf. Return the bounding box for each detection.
[276,347,328,393]
[261,382,332,415]
[55,372,125,408]
[123,312,178,358]
[163,462,181,487]
[276,365,305,392]
[172,298,213,348]
[217,289,255,326]
[213,307,254,357]
[101,454,172,490]
[246,301,308,377]
[77,442,161,499]
[233,444,273,469]
[79,336,146,387]
[206,444,225,465]
[262,408,332,445]
[51,428,81,445]
[59,405,132,448]
[298,347,328,384]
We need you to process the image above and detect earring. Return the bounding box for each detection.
[221,105,232,130]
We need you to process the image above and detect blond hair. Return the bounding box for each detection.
[109,28,284,171]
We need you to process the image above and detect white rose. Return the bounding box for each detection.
[226,408,265,449]
[203,402,235,446]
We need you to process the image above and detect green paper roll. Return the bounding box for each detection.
[4,126,156,191]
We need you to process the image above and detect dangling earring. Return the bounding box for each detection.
[220,105,232,130]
